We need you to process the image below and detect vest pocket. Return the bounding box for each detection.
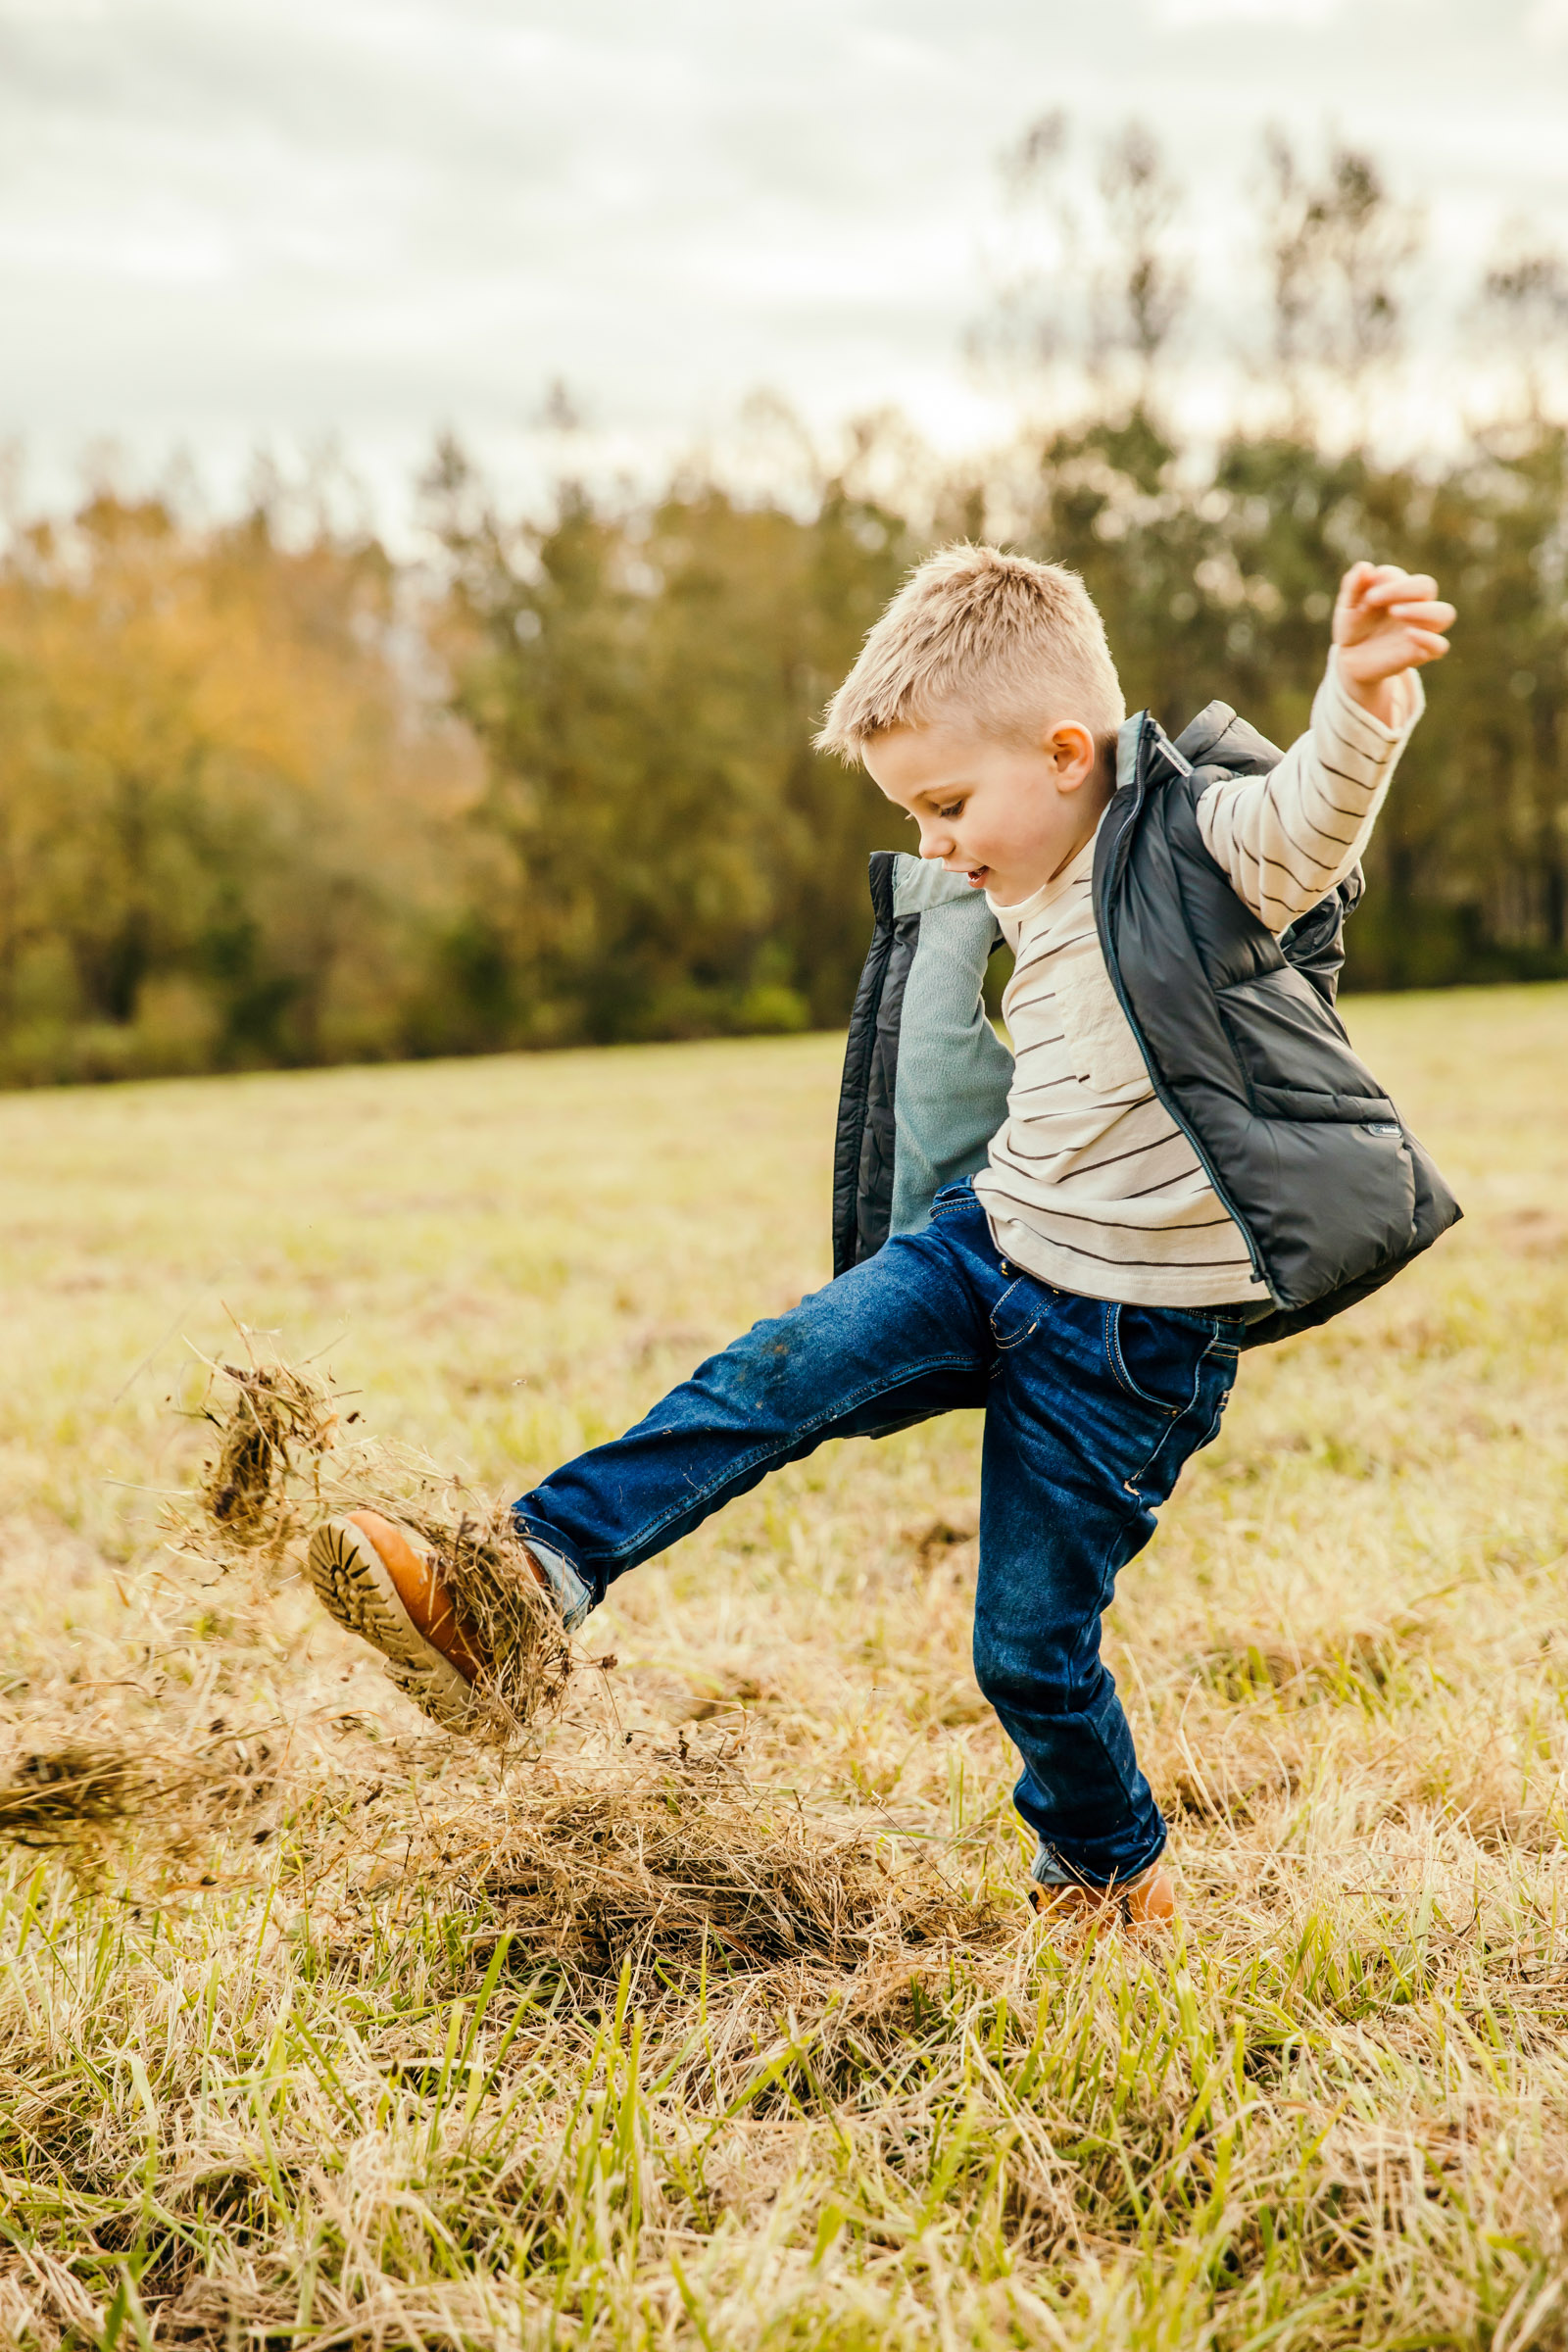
[1215,963,1389,1118]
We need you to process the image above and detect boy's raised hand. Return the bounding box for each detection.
[1333,561,1456,726]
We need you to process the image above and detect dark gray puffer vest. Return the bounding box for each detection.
[832,699,1460,1349]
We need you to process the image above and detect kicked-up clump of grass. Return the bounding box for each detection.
[0,1728,281,1872]
[195,1356,340,1564]
[484,1748,1009,1992]
[0,1744,150,1849]
[186,1353,572,1743]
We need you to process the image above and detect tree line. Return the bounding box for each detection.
[0,126,1564,1083]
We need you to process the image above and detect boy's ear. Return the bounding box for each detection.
[1044,720,1101,791]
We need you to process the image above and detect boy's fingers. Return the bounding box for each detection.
[1370,629,1450,667]
[1362,571,1439,606]
[1388,600,1455,628]
[1341,625,1452,672]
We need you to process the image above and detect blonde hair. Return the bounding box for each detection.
[814,543,1125,761]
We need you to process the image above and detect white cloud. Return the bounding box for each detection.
[0,0,1562,527]
[1150,0,1343,24]
[1526,0,1568,44]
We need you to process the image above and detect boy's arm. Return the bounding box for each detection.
[1196,654,1421,930]
[1195,563,1453,933]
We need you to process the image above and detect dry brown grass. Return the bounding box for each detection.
[186,1353,573,1739]
[195,1359,339,1561]
[0,997,1565,2347]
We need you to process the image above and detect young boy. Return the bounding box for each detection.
[307,548,1457,1926]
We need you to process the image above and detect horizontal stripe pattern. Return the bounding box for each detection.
[1195,654,1423,931]
[971,654,1421,1308]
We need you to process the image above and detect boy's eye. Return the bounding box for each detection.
[935,801,964,819]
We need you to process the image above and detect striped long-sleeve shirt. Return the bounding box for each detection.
[970,655,1424,1307]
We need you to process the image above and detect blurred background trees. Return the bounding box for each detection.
[0,121,1565,1083]
[0,481,478,1080]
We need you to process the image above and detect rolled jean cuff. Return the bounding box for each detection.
[510,1515,596,1634]
[1030,1829,1166,1892]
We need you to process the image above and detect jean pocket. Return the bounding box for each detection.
[990,1276,1047,1350]
[1104,1303,1204,1415]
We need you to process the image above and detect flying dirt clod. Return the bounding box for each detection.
[189,1355,570,1742]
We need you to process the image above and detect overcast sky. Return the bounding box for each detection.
[2,0,1565,525]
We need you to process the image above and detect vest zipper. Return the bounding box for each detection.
[1095,717,1272,1298]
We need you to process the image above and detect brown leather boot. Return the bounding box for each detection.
[1028,1860,1178,1933]
[307,1510,507,1732]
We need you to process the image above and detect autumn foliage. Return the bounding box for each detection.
[0,398,1564,1088]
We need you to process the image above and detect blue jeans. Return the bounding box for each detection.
[514,1185,1241,1888]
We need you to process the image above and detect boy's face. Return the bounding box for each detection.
[862,713,1111,907]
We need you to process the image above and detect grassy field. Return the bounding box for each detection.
[2,989,1568,2349]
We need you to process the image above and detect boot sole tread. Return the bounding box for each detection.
[306,1517,479,1736]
